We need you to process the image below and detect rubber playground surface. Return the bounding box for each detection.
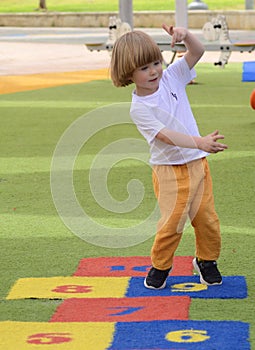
[0,42,110,94]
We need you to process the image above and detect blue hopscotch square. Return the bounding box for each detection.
[108,320,250,349]
[125,276,247,299]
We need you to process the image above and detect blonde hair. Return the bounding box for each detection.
[110,31,163,87]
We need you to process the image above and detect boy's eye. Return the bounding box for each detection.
[139,61,161,71]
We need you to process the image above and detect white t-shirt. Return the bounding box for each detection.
[130,56,208,165]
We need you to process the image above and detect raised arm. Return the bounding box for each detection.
[162,24,205,69]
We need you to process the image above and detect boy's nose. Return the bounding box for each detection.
[149,66,157,75]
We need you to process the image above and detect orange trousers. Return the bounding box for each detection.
[151,157,221,270]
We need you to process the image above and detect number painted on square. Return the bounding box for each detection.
[51,285,93,293]
[171,283,207,292]
[166,329,210,343]
[27,332,72,345]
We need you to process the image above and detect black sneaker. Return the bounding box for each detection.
[193,258,222,286]
[144,266,171,290]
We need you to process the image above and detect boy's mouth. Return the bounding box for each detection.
[149,77,158,82]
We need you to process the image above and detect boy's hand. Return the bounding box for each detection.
[196,130,228,153]
[162,23,204,68]
[162,24,188,47]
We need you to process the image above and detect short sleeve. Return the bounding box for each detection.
[130,102,165,144]
[164,56,196,86]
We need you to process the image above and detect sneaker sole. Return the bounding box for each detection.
[192,258,222,286]
[143,278,167,290]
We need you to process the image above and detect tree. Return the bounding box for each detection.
[37,0,47,10]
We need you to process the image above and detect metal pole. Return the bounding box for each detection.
[175,0,188,28]
[245,0,254,9]
[119,0,133,29]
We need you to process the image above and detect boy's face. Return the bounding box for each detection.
[131,61,163,96]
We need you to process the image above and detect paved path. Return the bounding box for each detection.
[0,27,254,93]
[1,27,255,75]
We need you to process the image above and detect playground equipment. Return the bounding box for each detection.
[202,15,255,67]
[85,0,254,68]
[105,16,132,50]
[85,14,255,68]
[158,15,255,67]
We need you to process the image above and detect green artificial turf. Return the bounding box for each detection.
[0,0,247,13]
[0,63,254,345]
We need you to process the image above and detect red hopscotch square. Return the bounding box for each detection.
[73,256,193,277]
[50,296,190,322]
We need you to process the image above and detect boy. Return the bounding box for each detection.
[111,25,227,289]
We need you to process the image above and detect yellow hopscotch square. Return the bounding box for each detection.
[6,277,129,299]
[0,321,115,350]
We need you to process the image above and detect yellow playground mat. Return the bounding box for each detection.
[0,68,109,95]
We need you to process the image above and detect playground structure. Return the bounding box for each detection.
[105,16,132,50]
[85,14,255,67]
[202,15,255,67]
[85,0,255,68]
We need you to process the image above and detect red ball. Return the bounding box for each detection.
[250,89,255,110]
